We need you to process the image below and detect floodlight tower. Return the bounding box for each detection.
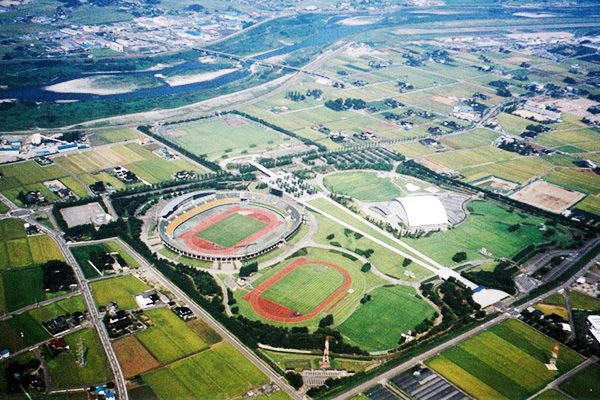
[545,342,559,371]
[320,336,331,369]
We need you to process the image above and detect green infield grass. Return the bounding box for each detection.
[558,362,600,399]
[136,308,207,364]
[323,171,402,202]
[142,341,268,400]
[338,285,436,351]
[196,213,266,248]
[45,328,112,388]
[90,275,151,310]
[236,247,384,330]
[427,319,585,399]
[262,263,346,314]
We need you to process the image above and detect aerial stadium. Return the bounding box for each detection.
[158,190,303,261]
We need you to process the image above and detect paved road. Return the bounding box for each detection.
[543,237,600,282]
[27,218,129,400]
[335,250,600,399]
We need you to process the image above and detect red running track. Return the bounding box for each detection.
[178,206,282,256]
[243,257,352,323]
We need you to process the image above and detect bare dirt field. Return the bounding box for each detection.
[113,335,160,377]
[60,202,106,227]
[510,180,584,213]
[224,116,248,127]
[473,176,518,193]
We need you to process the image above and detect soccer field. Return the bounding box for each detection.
[427,319,585,399]
[338,285,436,351]
[262,263,346,314]
[196,213,266,248]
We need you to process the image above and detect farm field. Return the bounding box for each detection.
[136,308,207,364]
[323,171,402,202]
[236,247,385,330]
[0,160,87,206]
[338,285,436,351]
[1,267,45,312]
[543,168,600,195]
[0,218,64,270]
[71,240,140,279]
[533,390,569,400]
[90,274,151,310]
[186,318,222,346]
[28,295,85,322]
[197,213,266,248]
[0,312,50,352]
[88,127,140,146]
[113,335,160,378]
[141,341,269,400]
[54,142,205,187]
[574,195,600,216]
[403,200,573,265]
[162,115,293,161]
[558,362,600,399]
[427,319,585,400]
[45,327,113,388]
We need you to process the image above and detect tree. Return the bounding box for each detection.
[285,371,303,389]
[402,258,413,267]
[319,314,334,328]
[452,252,467,263]
[361,263,371,272]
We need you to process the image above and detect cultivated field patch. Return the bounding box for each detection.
[113,335,160,378]
[90,274,151,310]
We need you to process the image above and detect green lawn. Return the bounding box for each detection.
[338,285,436,351]
[262,263,346,314]
[569,290,600,311]
[136,308,207,364]
[71,240,140,279]
[559,362,600,399]
[45,328,112,388]
[196,213,266,248]
[90,275,151,310]
[323,171,402,202]
[427,319,585,400]
[403,200,572,265]
[142,342,269,400]
[165,115,289,161]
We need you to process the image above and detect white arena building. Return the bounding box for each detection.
[389,196,449,232]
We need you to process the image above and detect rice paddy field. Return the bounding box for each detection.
[427,319,585,400]
[0,160,88,206]
[90,274,151,310]
[338,285,436,351]
[558,362,600,399]
[45,327,113,388]
[235,247,384,330]
[0,218,65,313]
[136,308,208,364]
[161,115,293,161]
[54,142,205,188]
[88,127,140,146]
[141,341,269,400]
[403,200,573,266]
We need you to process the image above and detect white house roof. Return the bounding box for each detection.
[390,196,448,227]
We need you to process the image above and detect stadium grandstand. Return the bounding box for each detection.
[158,190,303,261]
